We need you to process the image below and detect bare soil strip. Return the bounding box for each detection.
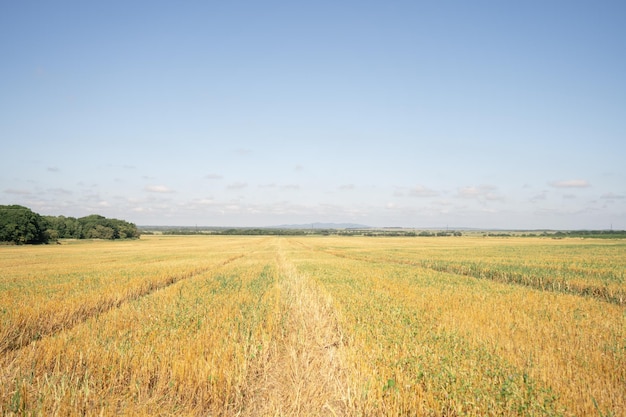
[242,244,350,416]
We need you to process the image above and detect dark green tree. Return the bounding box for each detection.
[0,205,49,244]
[42,215,83,239]
[87,224,115,239]
[76,214,139,239]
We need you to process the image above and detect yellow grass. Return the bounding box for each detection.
[1,235,624,416]
[0,237,248,353]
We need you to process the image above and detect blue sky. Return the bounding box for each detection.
[2,1,625,229]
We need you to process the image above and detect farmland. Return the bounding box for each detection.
[1,235,624,416]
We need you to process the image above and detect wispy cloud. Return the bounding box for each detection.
[457,185,503,201]
[4,189,32,195]
[78,192,102,203]
[48,188,73,195]
[529,191,547,203]
[409,185,438,198]
[227,182,248,190]
[183,198,216,210]
[205,173,223,180]
[107,163,136,170]
[47,166,60,173]
[600,192,625,200]
[339,184,355,191]
[294,164,304,172]
[549,179,590,188]
[145,185,174,193]
[393,185,437,198]
[282,184,300,190]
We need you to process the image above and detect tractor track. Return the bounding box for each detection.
[1,254,245,355]
[291,239,625,306]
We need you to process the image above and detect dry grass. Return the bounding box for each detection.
[310,236,626,305]
[0,237,248,353]
[1,235,624,416]
[241,239,349,416]
[289,236,626,416]
[1,237,277,415]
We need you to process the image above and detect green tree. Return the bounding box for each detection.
[22,210,140,242]
[0,205,49,244]
[87,224,115,239]
[77,214,139,240]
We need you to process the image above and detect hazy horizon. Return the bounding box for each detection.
[2,1,625,229]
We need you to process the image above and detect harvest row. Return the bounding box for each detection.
[285,237,625,416]
[303,236,626,304]
[1,241,282,415]
[0,237,254,353]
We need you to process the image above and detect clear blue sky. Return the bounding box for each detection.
[2,1,625,229]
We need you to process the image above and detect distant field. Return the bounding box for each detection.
[1,235,624,416]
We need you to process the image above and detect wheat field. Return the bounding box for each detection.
[1,235,624,416]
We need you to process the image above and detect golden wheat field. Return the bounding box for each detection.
[1,235,624,416]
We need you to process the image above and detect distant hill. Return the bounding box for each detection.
[269,222,370,230]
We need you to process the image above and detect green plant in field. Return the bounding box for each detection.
[593,396,616,417]
[382,378,396,393]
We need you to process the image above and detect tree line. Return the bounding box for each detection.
[0,205,140,244]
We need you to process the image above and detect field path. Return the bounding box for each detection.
[242,240,350,416]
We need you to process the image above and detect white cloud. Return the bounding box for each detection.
[4,189,32,195]
[600,192,625,199]
[458,186,486,198]
[227,182,248,190]
[145,185,174,193]
[107,163,136,170]
[339,184,355,191]
[549,179,590,188]
[78,192,102,203]
[48,188,73,195]
[457,185,503,201]
[205,173,223,180]
[529,192,547,203]
[393,185,438,198]
[409,185,438,198]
